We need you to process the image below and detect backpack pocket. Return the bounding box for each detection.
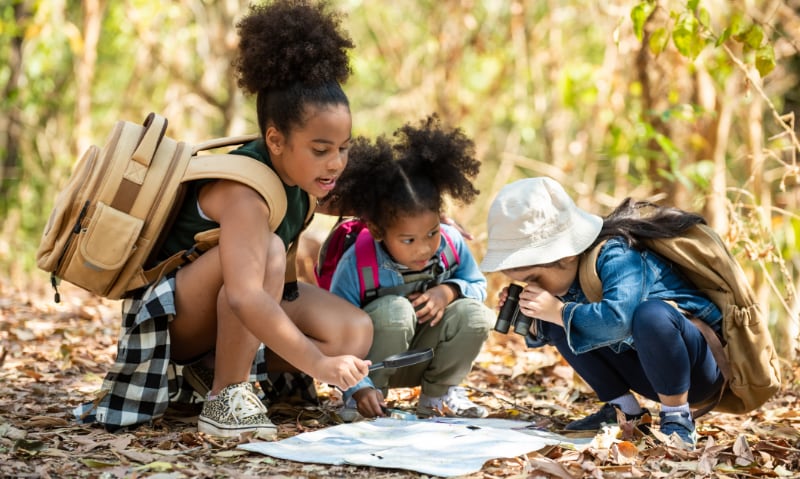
[60,201,144,295]
[36,145,99,272]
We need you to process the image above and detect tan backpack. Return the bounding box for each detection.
[37,112,308,301]
[579,223,781,416]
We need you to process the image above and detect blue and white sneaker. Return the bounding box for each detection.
[659,410,697,447]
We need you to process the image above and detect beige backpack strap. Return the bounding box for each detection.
[191,134,260,155]
[142,229,221,286]
[140,154,288,287]
[183,154,287,232]
[578,241,606,302]
[690,318,730,418]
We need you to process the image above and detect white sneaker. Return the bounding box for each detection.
[198,382,277,438]
[417,386,488,418]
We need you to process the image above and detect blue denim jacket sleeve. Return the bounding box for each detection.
[342,375,376,405]
[561,238,722,355]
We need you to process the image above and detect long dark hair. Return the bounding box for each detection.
[331,115,481,235]
[234,0,354,136]
[593,198,707,250]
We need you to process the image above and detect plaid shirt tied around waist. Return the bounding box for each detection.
[72,273,314,431]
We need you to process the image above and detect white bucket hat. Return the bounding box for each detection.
[480,177,603,272]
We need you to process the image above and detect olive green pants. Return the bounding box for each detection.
[364,295,494,397]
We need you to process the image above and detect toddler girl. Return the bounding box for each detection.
[328,116,495,418]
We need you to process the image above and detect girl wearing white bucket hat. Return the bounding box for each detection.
[481,177,724,448]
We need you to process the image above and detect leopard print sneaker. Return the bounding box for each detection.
[198,382,277,439]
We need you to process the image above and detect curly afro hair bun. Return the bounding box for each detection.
[234,0,354,95]
[331,114,482,232]
[395,115,481,206]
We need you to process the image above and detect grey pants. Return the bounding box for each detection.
[364,295,494,397]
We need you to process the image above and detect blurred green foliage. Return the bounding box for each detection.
[1,0,797,353]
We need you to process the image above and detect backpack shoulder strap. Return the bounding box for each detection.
[191,135,259,155]
[578,240,606,302]
[352,228,463,304]
[183,153,287,231]
[141,153,289,287]
[439,229,460,270]
[354,227,380,304]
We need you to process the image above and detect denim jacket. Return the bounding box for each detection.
[527,237,722,354]
[329,223,487,307]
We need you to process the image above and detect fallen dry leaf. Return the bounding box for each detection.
[26,416,70,427]
[1,278,799,478]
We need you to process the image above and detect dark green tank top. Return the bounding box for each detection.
[157,140,309,261]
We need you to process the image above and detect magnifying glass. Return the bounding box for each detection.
[368,348,434,371]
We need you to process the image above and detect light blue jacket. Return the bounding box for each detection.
[329,223,488,307]
[528,237,723,354]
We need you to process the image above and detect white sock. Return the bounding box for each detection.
[661,403,690,415]
[608,393,643,415]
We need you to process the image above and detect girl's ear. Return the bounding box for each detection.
[265,126,284,156]
[560,255,580,267]
[366,221,383,241]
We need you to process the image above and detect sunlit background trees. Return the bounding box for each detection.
[1,0,798,360]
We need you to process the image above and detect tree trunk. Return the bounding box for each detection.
[1,2,27,201]
[705,70,737,232]
[74,0,107,155]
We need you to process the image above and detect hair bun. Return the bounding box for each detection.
[234,0,354,94]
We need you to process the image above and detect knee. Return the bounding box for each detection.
[444,299,494,335]
[631,300,677,336]
[365,295,416,332]
[349,308,374,357]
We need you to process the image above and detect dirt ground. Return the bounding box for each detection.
[1,279,799,478]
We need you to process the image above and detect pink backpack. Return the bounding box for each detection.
[314,218,460,304]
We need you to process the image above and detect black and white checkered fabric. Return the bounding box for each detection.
[73,273,316,431]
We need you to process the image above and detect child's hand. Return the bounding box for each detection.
[519,284,564,326]
[315,355,371,391]
[353,387,387,418]
[408,284,454,326]
[496,286,511,311]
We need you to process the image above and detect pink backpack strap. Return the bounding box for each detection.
[354,228,380,303]
[439,229,460,269]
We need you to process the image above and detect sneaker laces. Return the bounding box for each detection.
[225,385,268,421]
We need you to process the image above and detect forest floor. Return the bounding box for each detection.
[1,278,799,478]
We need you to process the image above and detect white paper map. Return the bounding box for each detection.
[238,417,592,477]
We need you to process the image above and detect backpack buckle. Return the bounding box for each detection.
[180,245,200,264]
[363,289,379,303]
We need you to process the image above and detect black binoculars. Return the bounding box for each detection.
[494,283,536,336]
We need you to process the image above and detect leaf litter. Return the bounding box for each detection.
[1,279,799,478]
